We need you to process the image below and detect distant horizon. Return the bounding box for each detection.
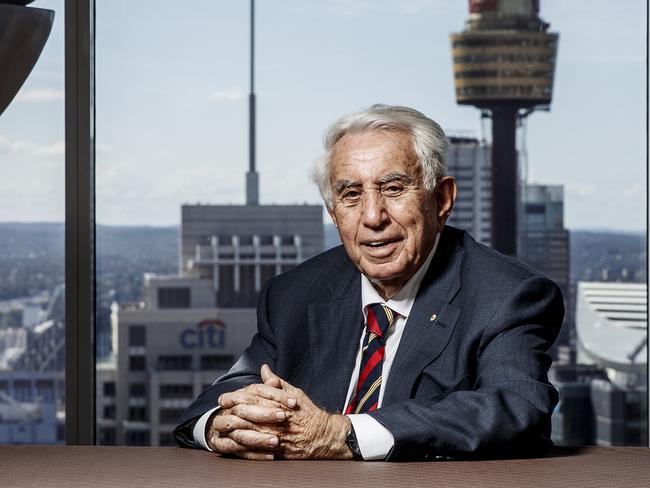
[0,220,645,236]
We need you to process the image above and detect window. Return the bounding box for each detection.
[128,326,146,347]
[159,384,193,399]
[91,1,646,449]
[128,406,148,422]
[157,355,192,371]
[0,0,65,445]
[129,383,146,397]
[129,356,146,371]
[99,427,116,446]
[103,381,115,397]
[103,405,116,420]
[159,408,186,425]
[157,288,191,309]
[200,355,235,371]
[125,430,150,446]
[35,380,55,403]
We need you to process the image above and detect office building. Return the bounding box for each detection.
[445,135,492,246]
[519,184,570,360]
[180,205,323,306]
[97,203,324,445]
[0,286,65,444]
[0,370,63,444]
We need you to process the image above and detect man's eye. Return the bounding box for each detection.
[341,190,361,201]
[382,184,403,195]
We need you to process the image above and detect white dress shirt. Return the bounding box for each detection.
[344,235,438,459]
[193,235,440,460]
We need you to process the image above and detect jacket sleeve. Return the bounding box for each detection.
[369,275,564,460]
[173,278,278,448]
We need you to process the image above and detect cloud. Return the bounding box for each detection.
[208,88,244,103]
[0,133,64,158]
[33,141,65,157]
[15,88,64,103]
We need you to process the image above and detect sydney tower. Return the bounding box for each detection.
[451,0,558,256]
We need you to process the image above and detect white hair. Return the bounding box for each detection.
[311,104,449,209]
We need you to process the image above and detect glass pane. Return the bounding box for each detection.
[0,0,65,444]
[96,0,646,448]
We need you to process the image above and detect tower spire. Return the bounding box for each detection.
[246,0,259,205]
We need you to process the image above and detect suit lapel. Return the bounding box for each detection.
[307,272,363,412]
[382,227,464,405]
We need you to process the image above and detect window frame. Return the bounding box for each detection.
[64,0,95,445]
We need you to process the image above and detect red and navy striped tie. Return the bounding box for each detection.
[345,303,394,414]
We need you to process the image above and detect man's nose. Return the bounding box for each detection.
[361,192,388,228]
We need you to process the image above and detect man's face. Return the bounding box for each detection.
[327,130,454,297]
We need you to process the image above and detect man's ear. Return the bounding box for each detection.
[436,176,457,230]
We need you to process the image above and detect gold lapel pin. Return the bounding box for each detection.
[430,314,437,322]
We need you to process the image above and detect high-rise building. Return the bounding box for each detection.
[450,0,559,255]
[98,203,324,446]
[180,205,323,306]
[445,135,492,246]
[519,184,570,360]
[0,285,65,444]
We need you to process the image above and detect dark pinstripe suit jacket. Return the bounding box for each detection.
[174,226,564,460]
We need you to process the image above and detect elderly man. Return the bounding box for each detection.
[174,104,563,461]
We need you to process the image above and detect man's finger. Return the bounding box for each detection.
[231,403,287,423]
[218,391,281,410]
[228,429,280,450]
[261,365,307,405]
[219,384,295,409]
[210,433,276,459]
[210,434,245,454]
[246,383,296,408]
[261,364,282,388]
[211,413,256,434]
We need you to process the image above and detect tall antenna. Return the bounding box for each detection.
[246,0,259,205]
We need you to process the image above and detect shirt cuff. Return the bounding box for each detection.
[193,406,220,451]
[347,413,394,460]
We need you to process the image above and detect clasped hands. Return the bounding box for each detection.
[207,364,353,460]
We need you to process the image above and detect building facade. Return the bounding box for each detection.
[445,135,492,246]
[561,281,648,446]
[97,204,324,445]
[519,184,570,360]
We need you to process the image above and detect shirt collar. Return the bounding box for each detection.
[361,232,440,320]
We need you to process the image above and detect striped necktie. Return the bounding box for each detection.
[345,303,395,414]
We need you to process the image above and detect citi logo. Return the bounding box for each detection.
[180,318,226,349]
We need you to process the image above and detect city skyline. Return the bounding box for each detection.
[0,0,646,232]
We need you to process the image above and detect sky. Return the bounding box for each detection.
[0,0,647,231]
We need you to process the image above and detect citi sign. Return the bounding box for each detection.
[180,319,226,349]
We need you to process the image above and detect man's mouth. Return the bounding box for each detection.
[363,238,400,248]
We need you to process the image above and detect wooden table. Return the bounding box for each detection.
[0,445,648,487]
